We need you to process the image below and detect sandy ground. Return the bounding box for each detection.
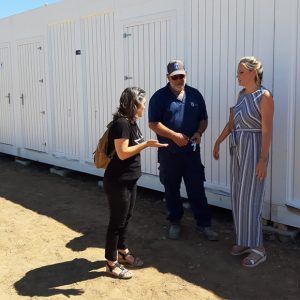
[0,153,300,300]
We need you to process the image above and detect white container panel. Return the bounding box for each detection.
[17,39,47,152]
[123,15,173,175]
[292,2,300,208]
[48,21,80,159]
[80,12,117,162]
[185,0,273,194]
[0,44,14,145]
[186,0,242,193]
[285,0,300,210]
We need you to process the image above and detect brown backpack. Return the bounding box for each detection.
[93,121,115,169]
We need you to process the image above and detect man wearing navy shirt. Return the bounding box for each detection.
[148,60,218,241]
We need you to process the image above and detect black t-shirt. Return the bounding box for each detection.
[104,117,144,181]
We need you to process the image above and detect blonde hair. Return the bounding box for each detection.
[239,56,263,85]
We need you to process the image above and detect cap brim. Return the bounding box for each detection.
[169,70,186,76]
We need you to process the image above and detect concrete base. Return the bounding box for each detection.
[263,225,300,242]
[49,167,72,177]
[15,157,31,166]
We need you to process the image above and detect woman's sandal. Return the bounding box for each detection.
[106,262,133,279]
[230,245,251,256]
[241,249,267,268]
[118,251,144,268]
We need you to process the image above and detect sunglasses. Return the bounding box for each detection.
[170,74,185,80]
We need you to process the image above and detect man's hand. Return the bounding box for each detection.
[172,132,189,147]
[191,131,202,144]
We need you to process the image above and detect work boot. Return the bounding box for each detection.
[168,223,181,240]
[197,226,219,241]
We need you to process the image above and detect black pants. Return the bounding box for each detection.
[104,176,137,261]
[158,148,211,227]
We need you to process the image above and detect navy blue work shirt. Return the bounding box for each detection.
[148,83,208,153]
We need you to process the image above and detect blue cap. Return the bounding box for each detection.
[167,60,186,76]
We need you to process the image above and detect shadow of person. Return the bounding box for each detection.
[66,228,104,251]
[14,258,106,297]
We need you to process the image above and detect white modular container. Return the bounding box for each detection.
[0,0,299,227]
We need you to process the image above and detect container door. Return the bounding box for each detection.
[0,44,14,145]
[123,15,174,175]
[17,39,47,152]
[48,21,80,159]
[81,12,117,162]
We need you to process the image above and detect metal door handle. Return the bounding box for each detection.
[124,76,133,80]
[5,93,10,104]
[20,93,24,105]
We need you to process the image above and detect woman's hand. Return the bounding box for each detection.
[146,139,168,148]
[115,138,168,160]
[256,159,267,181]
[213,142,220,160]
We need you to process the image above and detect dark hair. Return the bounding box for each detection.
[113,87,146,122]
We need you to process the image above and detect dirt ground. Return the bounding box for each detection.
[0,154,300,300]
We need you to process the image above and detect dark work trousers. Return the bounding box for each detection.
[103,176,137,261]
[158,148,211,227]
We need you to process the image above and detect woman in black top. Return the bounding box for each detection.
[104,87,168,279]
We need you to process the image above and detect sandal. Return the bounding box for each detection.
[230,245,251,256]
[118,251,144,268]
[241,249,267,268]
[106,262,133,279]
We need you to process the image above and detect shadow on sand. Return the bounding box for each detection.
[14,259,105,297]
[0,154,299,299]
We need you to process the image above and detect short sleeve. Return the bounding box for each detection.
[112,118,131,140]
[148,92,164,122]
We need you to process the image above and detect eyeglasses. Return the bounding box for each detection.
[170,74,185,80]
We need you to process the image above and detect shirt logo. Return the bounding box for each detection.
[134,137,144,144]
[134,130,144,144]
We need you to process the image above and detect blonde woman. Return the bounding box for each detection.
[213,57,274,267]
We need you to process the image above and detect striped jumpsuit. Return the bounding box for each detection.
[230,87,269,248]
